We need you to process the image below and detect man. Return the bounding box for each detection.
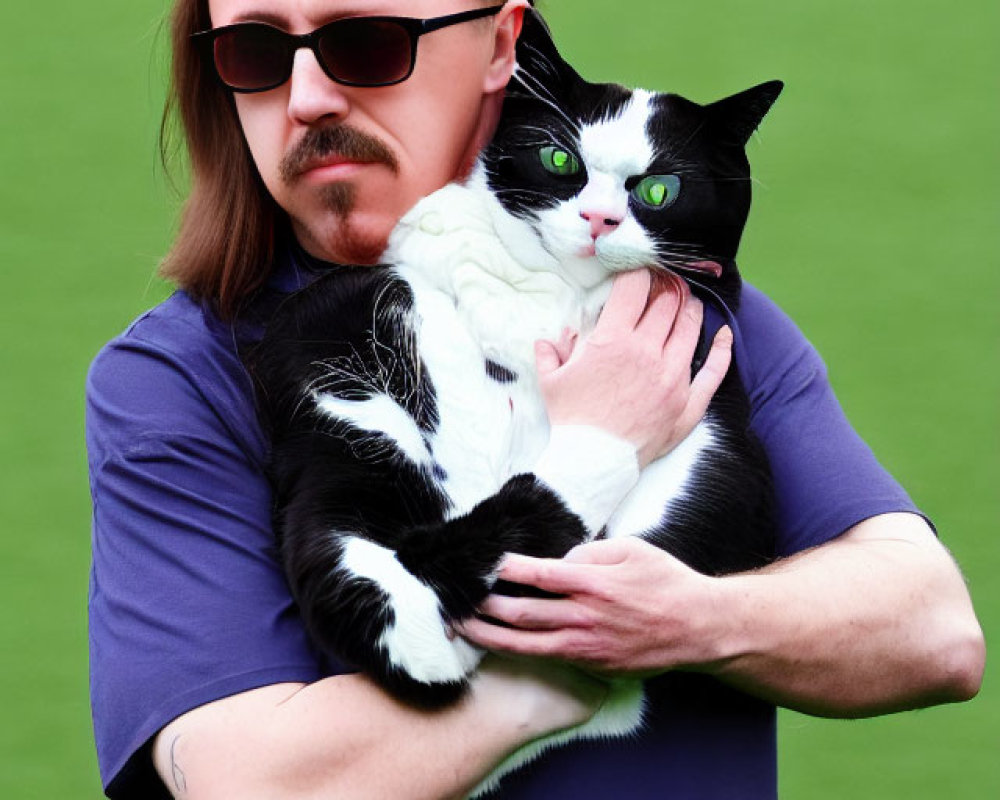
[86,0,984,797]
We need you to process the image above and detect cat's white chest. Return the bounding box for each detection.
[385,182,605,373]
[383,182,607,516]
[398,271,550,516]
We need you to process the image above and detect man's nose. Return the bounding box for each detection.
[286,48,351,125]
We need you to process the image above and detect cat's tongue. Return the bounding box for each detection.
[684,260,724,278]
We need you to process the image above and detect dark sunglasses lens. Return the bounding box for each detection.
[214,26,289,90]
[318,19,413,85]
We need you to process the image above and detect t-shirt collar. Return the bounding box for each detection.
[267,230,343,294]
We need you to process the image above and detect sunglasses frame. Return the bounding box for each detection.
[192,5,505,93]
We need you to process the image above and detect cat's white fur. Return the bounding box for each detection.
[319,107,722,795]
[314,393,433,468]
[340,536,482,684]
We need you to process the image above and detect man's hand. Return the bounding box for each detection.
[458,514,985,717]
[457,537,725,677]
[536,269,732,468]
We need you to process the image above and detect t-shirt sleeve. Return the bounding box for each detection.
[86,319,324,798]
[732,285,925,556]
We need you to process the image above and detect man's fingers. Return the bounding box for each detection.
[635,275,685,346]
[563,538,634,566]
[684,325,733,425]
[475,594,587,631]
[496,553,595,595]
[592,269,651,338]
[662,291,704,367]
[456,615,572,657]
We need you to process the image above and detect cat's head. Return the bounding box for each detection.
[480,10,782,306]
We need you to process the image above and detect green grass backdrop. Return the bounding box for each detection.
[1,0,996,796]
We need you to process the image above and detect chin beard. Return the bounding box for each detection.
[313,182,387,265]
[334,225,389,265]
[319,182,355,217]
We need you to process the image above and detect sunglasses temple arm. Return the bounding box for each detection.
[418,5,504,35]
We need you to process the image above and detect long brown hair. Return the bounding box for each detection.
[160,0,279,321]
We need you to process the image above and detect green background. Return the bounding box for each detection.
[1,0,996,795]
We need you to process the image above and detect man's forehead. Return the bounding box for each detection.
[209,0,469,28]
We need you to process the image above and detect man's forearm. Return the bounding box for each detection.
[152,660,605,799]
[708,513,985,716]
[155,676,499,800]
[459,513,984,719]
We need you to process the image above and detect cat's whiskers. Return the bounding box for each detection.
[488,187,558,201]
[645,149,700,178]
[508,124,579,156]
[519,41,562,84]
[372,282,425,396]
[516,43,571,105]
[301,337,410,412]
[509,64,581,136]
[305,358,370,398]
[506,89,581,140]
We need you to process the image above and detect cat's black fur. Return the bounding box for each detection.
[246,10,781,709]
[252,263,593,705]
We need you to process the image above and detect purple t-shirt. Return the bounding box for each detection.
[86,250,919,798]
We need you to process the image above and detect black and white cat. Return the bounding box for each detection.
[247,9,780,787]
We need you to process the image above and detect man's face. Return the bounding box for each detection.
[208,0,520,264]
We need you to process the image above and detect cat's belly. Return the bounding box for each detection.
[401,270,721,532]
[406,278,550,518]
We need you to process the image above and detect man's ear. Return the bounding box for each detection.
[483,0,530,93]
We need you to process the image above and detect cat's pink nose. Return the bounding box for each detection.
[581,210,622,240]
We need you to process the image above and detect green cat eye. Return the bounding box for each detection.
[632,174,681,208]
[539,146,581,176]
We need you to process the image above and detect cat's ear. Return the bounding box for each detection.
[511,8,583,95]
[706,81,784,147]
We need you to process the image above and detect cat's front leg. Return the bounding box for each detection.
[282,468,592,707]
[327,532,487,706]
[395,474,592,619]
[531,424,642,536]
[340,471,592,705]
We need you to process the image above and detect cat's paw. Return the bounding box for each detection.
[339,536,485,703]
[381,614,484,683]
[495,474,591,560]
[380,625,485,707]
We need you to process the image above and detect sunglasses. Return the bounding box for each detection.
[192,5,504,93]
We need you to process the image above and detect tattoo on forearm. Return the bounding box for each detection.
[169,735,188,795]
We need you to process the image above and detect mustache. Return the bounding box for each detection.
[279,125,399,184]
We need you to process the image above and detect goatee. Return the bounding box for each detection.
[319,182,355,218]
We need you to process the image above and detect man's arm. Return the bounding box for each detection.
[458,512,985,717]
[717,512,984,714]
[460,275,984,716]
[152,658,606,800]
